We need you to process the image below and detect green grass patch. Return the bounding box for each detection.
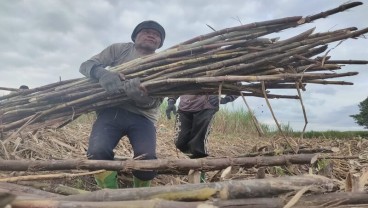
[290,130,368,139]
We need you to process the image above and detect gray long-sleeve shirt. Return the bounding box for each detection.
[80,42,162,123]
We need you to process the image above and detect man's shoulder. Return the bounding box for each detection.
[109,42,134,49]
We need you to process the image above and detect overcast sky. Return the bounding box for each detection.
[1,0,367,131]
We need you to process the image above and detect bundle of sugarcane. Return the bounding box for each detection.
[1,2,368,136]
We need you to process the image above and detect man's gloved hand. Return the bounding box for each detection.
[208,96,232,107]
[220,97,230,104]
[121,78,153,104]
[91,66,123,94]
[220,95,238,104]
[98,71,123,94]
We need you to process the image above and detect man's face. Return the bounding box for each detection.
[135,28,161,52]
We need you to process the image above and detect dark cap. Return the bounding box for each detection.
[19,85,29,90]
[131,20,165,48]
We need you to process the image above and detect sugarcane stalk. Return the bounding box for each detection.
[301,1,362,23]
[239,147,340,157]
[0,170,105,183]
[59,175,336,202]
[0,182,60,198]
[295,64,341,72]
[131,50,248,80]
[16,181,90,196]
[0,87,19,91]
[211,192,368,208]
[144,72,358,88]
[224,23,293,44]
[0,79,78,102]
[12,192,368,208]
[29,82,101,104]
[304,80,354,85]
[324,60,368,64]
[0,154,330,172]
[279,45,328,65]
[11,198,201,208]
[174,16,303,46]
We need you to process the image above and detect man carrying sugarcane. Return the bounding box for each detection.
[167,95,237,182]
[79,20,165,189]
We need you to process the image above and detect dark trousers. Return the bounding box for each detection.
[174,109,217,158]
[87,107,157,181]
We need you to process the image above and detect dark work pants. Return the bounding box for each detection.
[174,108,217,158]
[87,107,157,181]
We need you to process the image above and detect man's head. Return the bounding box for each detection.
[131,20,165,50]
[19,85,29,90]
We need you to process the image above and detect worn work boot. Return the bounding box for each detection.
[188,170,206,183]
[94,171,119,189]
[133,176,151,188]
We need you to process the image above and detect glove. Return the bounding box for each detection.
[92,66,122,94]
[121,78,153,104]
[220,97,230,104]
[209,96,231,107]
[220,95,238,104]
[99,71,123,94]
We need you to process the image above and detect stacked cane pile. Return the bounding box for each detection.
[1,2,367,135]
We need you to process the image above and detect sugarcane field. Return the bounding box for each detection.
[1,1,368,208]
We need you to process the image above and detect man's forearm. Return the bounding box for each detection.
[79,60,105,79]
